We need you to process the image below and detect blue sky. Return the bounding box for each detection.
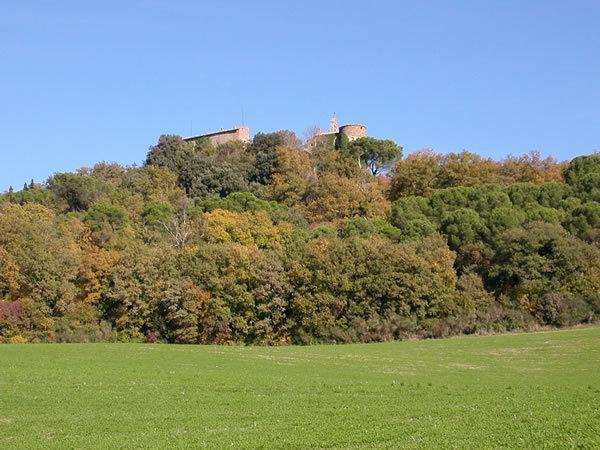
[1,0,599,190]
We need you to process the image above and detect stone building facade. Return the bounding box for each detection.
[183,127,250,146]
[308,115,367,148]
[339,123,367,141]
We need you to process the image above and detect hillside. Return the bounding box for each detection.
[1,132,600,344]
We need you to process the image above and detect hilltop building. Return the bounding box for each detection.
[183,126,250,146]
[181,116,365,149]
[308,115,367,148]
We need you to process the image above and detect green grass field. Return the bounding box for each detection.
[1,327,599,448]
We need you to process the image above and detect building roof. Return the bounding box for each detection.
[339,123,366,128]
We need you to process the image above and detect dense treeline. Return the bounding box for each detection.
[1,131,599,344]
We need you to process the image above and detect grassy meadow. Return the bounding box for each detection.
[1,327,599,448]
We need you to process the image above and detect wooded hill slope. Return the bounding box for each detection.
[1,132,599,344]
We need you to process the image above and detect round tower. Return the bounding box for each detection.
[339,124,367,142]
